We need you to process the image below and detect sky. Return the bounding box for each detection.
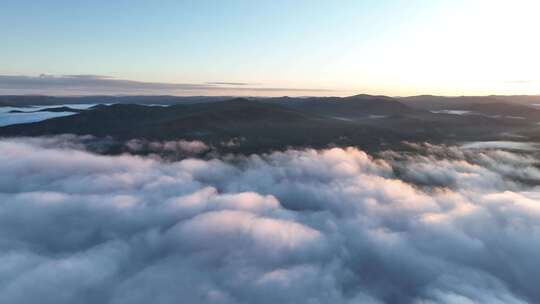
[1,0,539,96]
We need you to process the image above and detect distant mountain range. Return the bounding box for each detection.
[2,94,540,154]
[1,94,540,107]
[398,95,540,110]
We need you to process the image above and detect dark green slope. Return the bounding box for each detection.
[0,98,405,152]
[1,96,537,153]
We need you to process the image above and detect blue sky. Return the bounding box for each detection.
[1,0,539,96]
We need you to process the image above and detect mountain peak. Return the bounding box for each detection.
[347,94,392,100]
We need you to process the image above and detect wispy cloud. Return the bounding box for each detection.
[0,75,333,96]
[205,81,259,86]
[60,74,113,79]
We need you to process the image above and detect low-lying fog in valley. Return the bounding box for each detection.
[2,135,539,304]
[0,104,98,127]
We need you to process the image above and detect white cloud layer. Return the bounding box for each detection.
[1,137,539,303]
[0,104,97,127]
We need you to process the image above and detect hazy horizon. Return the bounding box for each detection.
[0,79,539,99]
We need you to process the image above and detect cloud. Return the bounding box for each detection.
[0,137,539,303]
[206,82,259,86]
[61,74,113,79]
[125,139,210,156]
[0,104,100,127]
[0,75,333,96]
[461,141,540,151]
[0,110,77,127]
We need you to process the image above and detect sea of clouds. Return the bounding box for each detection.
[1,136,540,304]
